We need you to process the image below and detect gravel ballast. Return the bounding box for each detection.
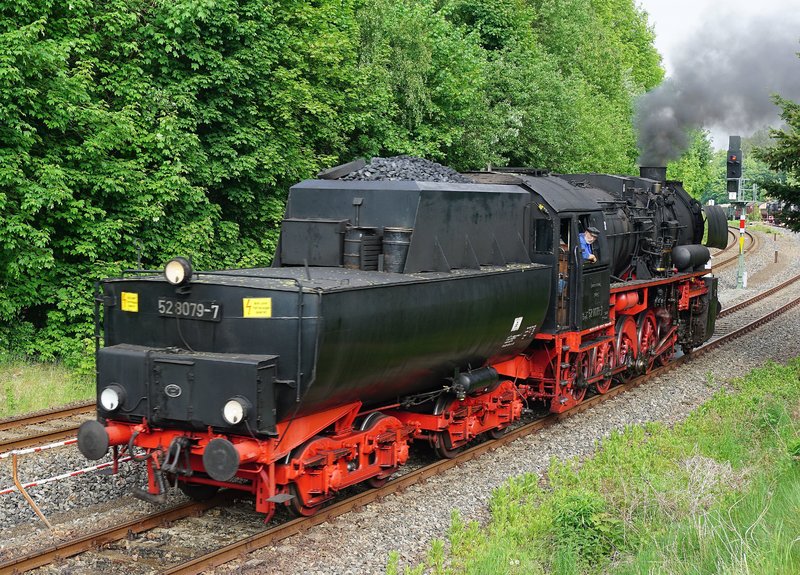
[1,218,799,573]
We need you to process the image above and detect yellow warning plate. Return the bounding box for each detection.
[242,298,272,318]
[121,292,139,312]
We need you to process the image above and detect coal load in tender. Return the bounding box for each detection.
[340,155,474,183]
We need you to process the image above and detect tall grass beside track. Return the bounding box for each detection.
[0,356,94,417]
[391,360,800,575]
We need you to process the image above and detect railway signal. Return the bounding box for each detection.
[727,135,743,202]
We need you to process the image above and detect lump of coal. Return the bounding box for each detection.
[340,156,473,183]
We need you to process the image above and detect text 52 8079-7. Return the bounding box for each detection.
[157,298,222,322]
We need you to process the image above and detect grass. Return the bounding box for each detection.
[391,359,800,575]
[0,356,94,417]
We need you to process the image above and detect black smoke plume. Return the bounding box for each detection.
[636,12,800,165]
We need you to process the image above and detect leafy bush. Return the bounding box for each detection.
[551,489,623,566]
[1,0,367,362]
[1,0,665,362]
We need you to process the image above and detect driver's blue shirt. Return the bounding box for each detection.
[579,234,594,260]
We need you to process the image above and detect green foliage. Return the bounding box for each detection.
[0,357,94,417]
[352,0,493,167]
[1,0,366,362]
[789,437,800,459]
[666,130,715,199]
[552,489,623,565]
[755,94,800,230]
[1,0,665,362]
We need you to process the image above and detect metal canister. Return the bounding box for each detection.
[344,227,381,270]
[343,227,364,269]
[383,227,413,273]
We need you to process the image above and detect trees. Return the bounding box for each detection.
[1,0,665,362]
[755,96,800,230]
[0,0,367,361]
[666,130,715,200]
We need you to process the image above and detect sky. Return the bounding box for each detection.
[636,0,800,149]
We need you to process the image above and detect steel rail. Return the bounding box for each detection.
[718,273,800,319]
[712,229,757,271]
[0,403,95,455]
[0,429,80,454]
[0,499,223,575]
[0,402,94,432]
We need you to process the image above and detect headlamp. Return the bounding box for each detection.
[164,257,193,285]
[222,397,250,425]
[100,384,126,412]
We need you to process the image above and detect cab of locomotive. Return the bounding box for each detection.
[525,186,611,333]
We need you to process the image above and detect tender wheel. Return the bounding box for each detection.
[360,413,398,488]
[285,436,329,517]
[487,426,509,440]
[288,483,323,517]
[434,431,462,459]
[366,474,393,489]
[177,481,219,501]
[431,396,466,458]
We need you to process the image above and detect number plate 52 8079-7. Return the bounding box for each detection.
[157,298,222,322]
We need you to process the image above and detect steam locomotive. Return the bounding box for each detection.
[78,162,728,518]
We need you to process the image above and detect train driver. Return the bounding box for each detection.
[580,226,600,263]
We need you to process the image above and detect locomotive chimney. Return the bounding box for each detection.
[639,166,667,182]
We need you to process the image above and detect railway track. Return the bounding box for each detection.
[5,268,799,575]
[711,227,756,270]
[0,402,94,454]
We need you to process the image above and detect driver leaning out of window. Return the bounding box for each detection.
[579,226,600,263]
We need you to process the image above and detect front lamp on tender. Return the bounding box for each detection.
[100,384,126,412]
[164,256,193,286]
[222,397,251,425]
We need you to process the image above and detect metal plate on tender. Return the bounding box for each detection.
[157,298,222,322]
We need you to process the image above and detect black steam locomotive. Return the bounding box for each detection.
[78,162,727,518]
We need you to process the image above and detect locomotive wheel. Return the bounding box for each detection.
[655,342,676,366]
[616,334,636,382]
[288,483,323,517]
[637,311,658,373]
[568,383,587,403]
[594,341,615,394]
[177,481,219,501]
[571,352,590,402]
[488,426,509,440]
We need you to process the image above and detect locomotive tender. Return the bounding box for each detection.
[78,162,728,518]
